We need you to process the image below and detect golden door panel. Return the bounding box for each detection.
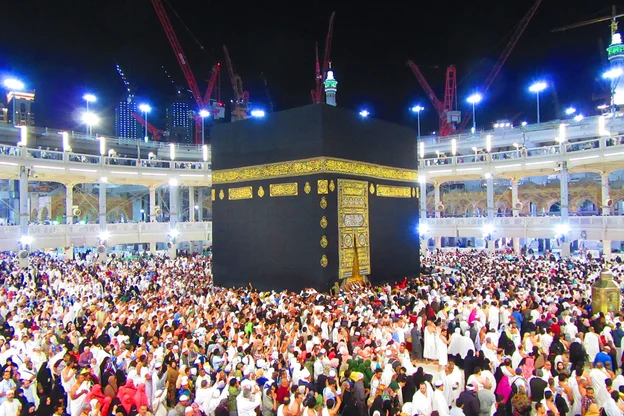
[338,179,371,279]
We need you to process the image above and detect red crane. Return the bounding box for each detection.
[406,63,458,136]
[223,46,250,121]
[151,0,221,143]
[132,113,164,141]
[458,0,542,132]
[311,12,336,104]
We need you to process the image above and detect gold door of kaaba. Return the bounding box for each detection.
[338,179,371,280]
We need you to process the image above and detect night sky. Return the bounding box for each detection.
[0,0,619,135]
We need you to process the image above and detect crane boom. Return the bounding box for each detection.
[311,42,321,103]
[459,0,542,132]
[223,46,249,121]
[203,63,220,105]
[151,0,203,109]
[552,12,624,33]
[132,113,164,141]
[407,61,444,113]
[407,61,458,135]
[311,13,335,103]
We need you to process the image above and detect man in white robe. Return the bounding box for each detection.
[584,327,601,363]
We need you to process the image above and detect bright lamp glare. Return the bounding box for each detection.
[250,109,266,118]
[411,105,424,113]
[529,81,547,93]
[139,104,151,113]
[83,94,96,103]
[554,223,570,237]
[4,79,24,91]
[603,68,623,79]
[467,93,482,104]
[169,229,180,239]
[82,112,99,126]
[597,104,608,110]
[565,107,576,115]
[199,109,210,118]
[574,114,584,122]
[418,224,429,236]
[20,235,33,246]
[99,231,110,241]
[169,178,178,187]
[482,223,495,236]
[359,110,370,118]
[521,121,528,126]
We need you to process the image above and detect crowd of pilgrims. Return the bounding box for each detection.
[0,250,621,416]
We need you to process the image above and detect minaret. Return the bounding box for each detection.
[607,28,624,105]
[324,67,337,106]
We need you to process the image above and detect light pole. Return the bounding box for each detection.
[466,93,482,134]
[603,67,623,114]
[3,78,25,127]
[199,109,210,146]
[529,81,547,124]
[411,105,424,138]
[81,112,99,138]
[138,104,151,160]
[83,94,96,136]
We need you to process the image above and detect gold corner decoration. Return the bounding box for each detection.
[228,186,253,200]
[218,190,225,200]
[211,189,216,201]
[212,157,417,184]
[376,184,412,198]
[329,180,336,192]
[270,182,298,197]
[416,187,420,199]
[317,180,328,194]
[304,182,311,194]
[320,235,328,248]
[320,216,328,229]
[320,255,328,268]
[258,186,265,198]
[412,187,416,197]
[369,183,376,194]
[320,196,328,209]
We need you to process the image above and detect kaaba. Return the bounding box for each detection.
[211,104,420,292]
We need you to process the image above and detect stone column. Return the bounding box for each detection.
[19,166,29,236]
[513,237,521,254]
[560,163,571,257]
[486,175,495,221]
[602,173,611,216]
[65,183,74,225]
[511,179,521,253]
[149,186,157,223]
[189,186,195,222]
[197,189,204,221]
[419,180,427,220]
[604,240,612,261]
[169,184,179,259]
[434,182,441,218]
[511,180,520,217]
[98,179,107,232]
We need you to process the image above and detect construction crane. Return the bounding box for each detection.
[132,113,164,141]
[151,0,222,143]
[115,63,165,141]
[457,0,542,132]
[311,12,335,104]
[552,5,623,36]
[406,63,458,136]
[223,46,250,121]
[260,72,275,113]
